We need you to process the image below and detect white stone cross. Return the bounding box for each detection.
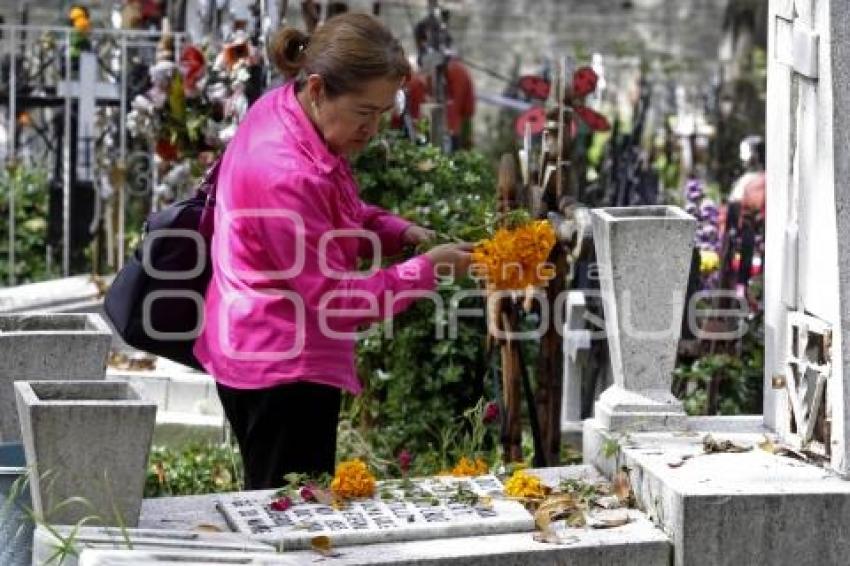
[765,0,850,474]
[58,52,120,182]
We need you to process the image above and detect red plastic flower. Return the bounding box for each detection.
[269,496,292,512]
[398,449,413,473]
[518,75,551,100]
[515,106,547,137]
[572,66,598,98]
[483,401,500,425]
[574,106,611,132]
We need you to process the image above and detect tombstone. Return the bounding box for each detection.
[764,0,850,475]
[216,475,533,550]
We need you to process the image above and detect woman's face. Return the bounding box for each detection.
[305,75,401,156]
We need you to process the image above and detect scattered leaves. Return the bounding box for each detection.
[667,454,693,468]
[702,434,751,454]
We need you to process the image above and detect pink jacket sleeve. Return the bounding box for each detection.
[360,203,412,258]
[243,172,435,330]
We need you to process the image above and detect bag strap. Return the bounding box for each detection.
[196,157,223,198]
[197,157,223,239]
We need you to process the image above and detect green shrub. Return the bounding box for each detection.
[0,165,59,286]
[145,443,243,497]
[348,136,500,475]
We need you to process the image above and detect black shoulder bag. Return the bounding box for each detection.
[104,159,221,370]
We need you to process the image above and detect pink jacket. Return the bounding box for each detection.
[194,82,436,394]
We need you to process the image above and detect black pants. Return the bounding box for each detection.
[216,380,341,490]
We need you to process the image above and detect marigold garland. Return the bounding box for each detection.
[471,220,557,290]
[330,459,376,499]
[503,469,548,499]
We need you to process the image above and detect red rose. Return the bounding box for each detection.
[483,401,500,425]
[398,449,413,473]
[300,486,317,502]
[269,496,293,512]
[572,66,599,98]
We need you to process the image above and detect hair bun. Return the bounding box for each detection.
[268,27,309,79]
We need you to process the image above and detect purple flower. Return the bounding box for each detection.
[686,180,704,202]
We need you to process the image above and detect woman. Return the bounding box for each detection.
[194,13,472,490]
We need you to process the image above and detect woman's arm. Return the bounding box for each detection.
[230,172,435,330]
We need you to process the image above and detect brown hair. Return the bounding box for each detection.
[268,13,410,98]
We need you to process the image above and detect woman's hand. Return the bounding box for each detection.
[402,225,436,246]
[425,242,474,279]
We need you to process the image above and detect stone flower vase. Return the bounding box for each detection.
[0,313,112,442]
[14,380,156,527]
[591,206,697,431]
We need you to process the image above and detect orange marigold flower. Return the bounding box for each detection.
[449,456,490,477]
[504,470,548,499]
[330,459,376,499]
[472,220,556,290]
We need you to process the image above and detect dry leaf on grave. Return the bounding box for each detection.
[757,435,777,454]
[311,535,341,558]
[702,434,751,454]
[192,523,223,533]
[667,454,694,468]
[534,494,579,532]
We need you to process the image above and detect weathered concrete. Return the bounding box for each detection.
[14,380,157,527]
[77,519,671,566]
[584,415,850,566]
[32,524,274,566]
[0,313,112,442]
[590,206,696,431]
